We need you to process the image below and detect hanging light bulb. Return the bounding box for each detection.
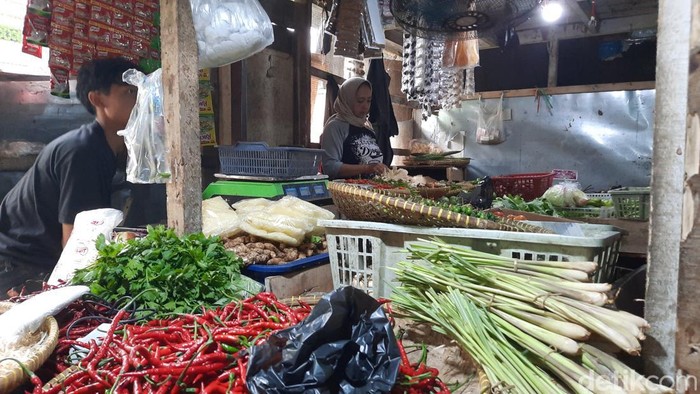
[541,0,564,22]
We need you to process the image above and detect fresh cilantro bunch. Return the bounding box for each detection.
[72,225,245,316]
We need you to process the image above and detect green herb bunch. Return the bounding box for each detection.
[71,225,245,316]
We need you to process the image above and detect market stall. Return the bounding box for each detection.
[1,0,699,391]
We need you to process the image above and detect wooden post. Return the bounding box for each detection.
[217,65,233,146]
[644,0,690,381]
[293,0,311,146]
[160,0,202,234]
[677,1,700,390]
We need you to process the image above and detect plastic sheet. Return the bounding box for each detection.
[246,286,401,393]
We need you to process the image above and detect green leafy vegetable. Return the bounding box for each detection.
[71,225,246,316]
[310,235,323,245]
[492,195,561,216]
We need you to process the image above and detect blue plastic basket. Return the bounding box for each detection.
[218,142,323,178]
[242,253,330,283]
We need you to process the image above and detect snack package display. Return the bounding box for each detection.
[118,68,171,183]
[189,0,274,69]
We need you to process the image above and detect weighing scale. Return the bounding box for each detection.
[202,174,332,205]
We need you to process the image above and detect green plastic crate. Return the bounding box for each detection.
[608,187,651,220]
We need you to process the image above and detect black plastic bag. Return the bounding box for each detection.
[246,286,400,394]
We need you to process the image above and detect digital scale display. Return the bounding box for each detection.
[203,174,332,205]
[282,181,329,201]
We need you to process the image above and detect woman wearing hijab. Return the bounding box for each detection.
[320,77,390,179]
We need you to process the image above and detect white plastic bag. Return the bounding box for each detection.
[190,0,274,69]
[0,286,89,348]
[48,208,124,285]
[118,68,170,184]
[542,181,589,208]
[476,94,505,145]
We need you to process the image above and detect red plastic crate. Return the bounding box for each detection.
[492,172,555,201]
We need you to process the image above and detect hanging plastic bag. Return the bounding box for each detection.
[443,37,480,69]
[118,68,171,184]
[476,94,505,145]
[190,0,274,69]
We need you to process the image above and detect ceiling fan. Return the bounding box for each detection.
[390,0,542,40]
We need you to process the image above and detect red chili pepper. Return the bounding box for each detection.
[237,358,247,386]
[0,358,43,394]
[71,382,107,394]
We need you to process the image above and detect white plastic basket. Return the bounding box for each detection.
[322,220,621,298]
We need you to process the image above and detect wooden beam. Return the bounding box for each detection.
[563,0,592,25]
[293,0,311,146]
[161,0,202,234]
[460,81,655,100]
[480,13,658,49]
[310,66,344,85]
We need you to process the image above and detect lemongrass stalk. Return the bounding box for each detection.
[498,305,591,341]
[489,266,594,283]
[489,310,627,394]
[398,248,642,353]
[418,293,541,393]
[409,240,599,273]
[400,255,635,351]
[615,310,650,329]
[581,349,616,379]
[548,280,612,293]
[486,263,596,282]
[395,263,536,303]
[545,298,641,355]
[581,344,675,394]
[491,308,582,356]
[496,270,607,305]
[439,251,595,281]
[554,369,598,394]
[557,297,646,341]
[416,288,568,394]
[571,299,649,335]
[441,290,567,394]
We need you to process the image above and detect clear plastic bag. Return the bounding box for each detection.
[190,0,274,69]
[476,94,505,145]
[118,68,171,184]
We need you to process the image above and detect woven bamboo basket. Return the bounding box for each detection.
[283,295,490,393]
[329,182,552,233]
[0,302,59,393]
[403,157,472,167]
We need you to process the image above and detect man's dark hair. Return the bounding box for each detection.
[76,57,141,115]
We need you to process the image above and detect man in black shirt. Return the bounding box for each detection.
[0,57,141,298]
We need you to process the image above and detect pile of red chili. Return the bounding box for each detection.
[31,293,312,394]
[14,290,451,393]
